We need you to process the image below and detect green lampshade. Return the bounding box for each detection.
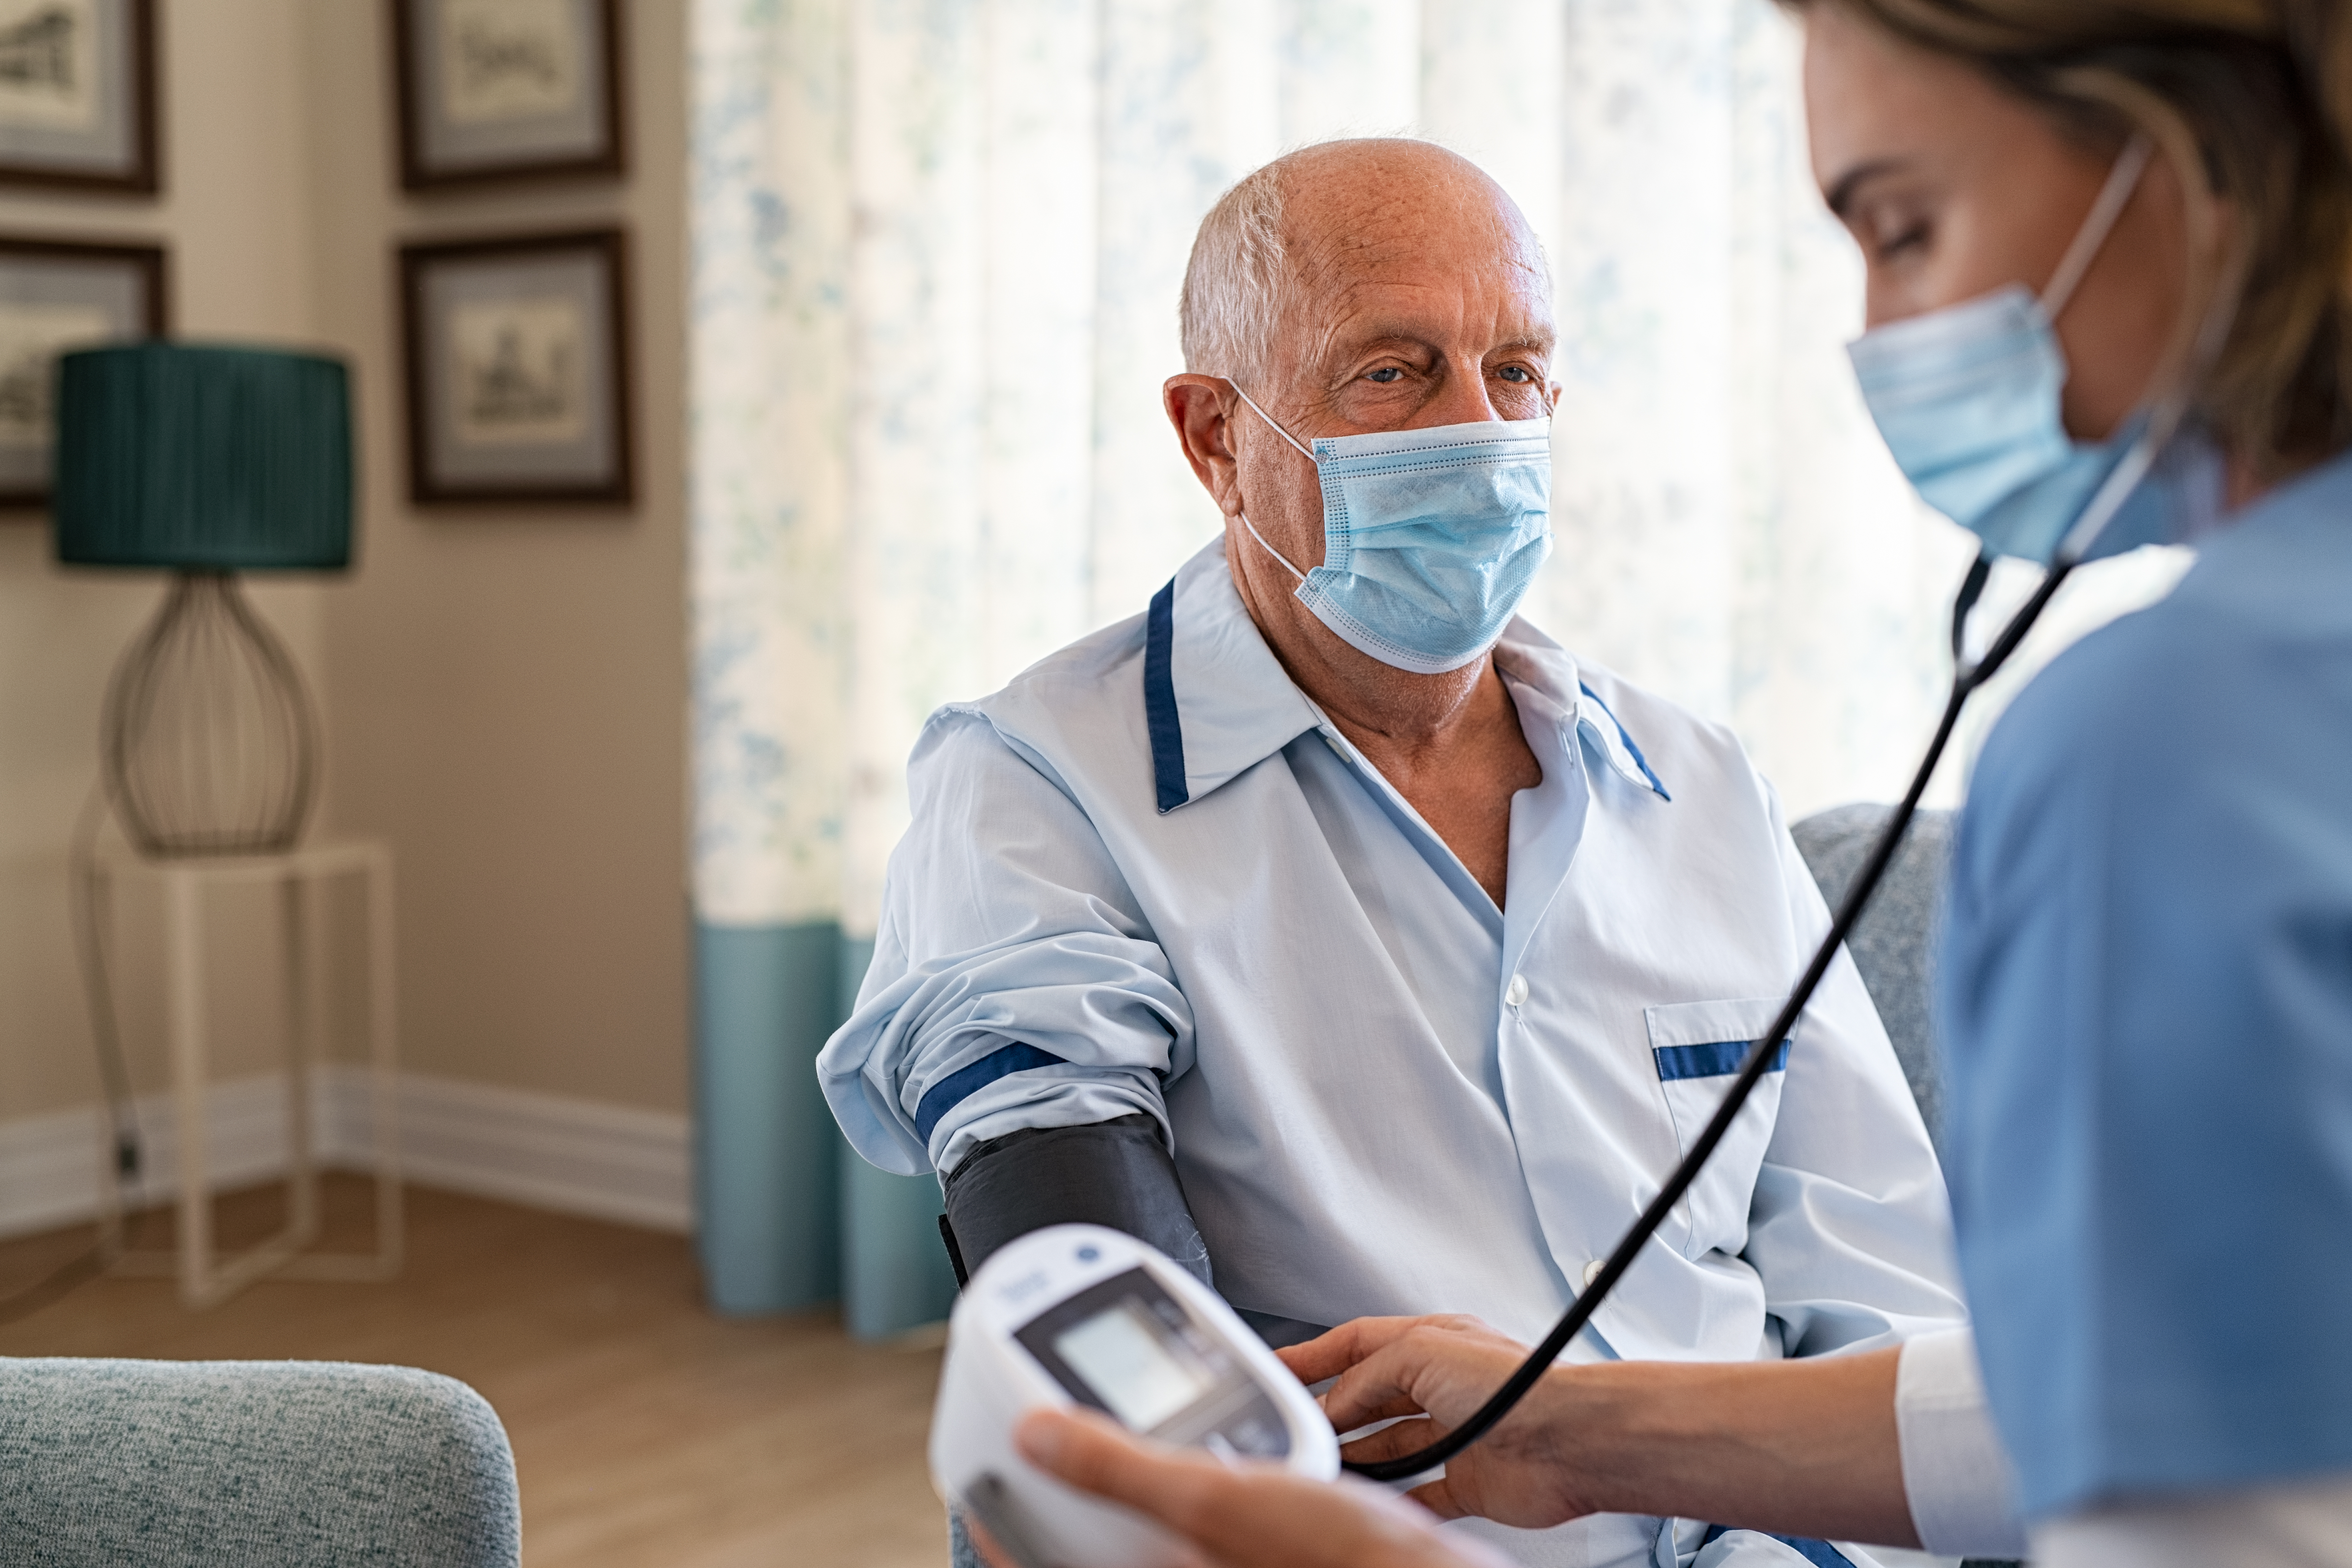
[53,343,353,571]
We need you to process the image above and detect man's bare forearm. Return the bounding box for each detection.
[1540,1348,1916,1547]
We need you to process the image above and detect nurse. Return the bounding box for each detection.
[982,1,2352,1564]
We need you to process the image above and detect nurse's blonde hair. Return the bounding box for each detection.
[1792,0,2352,478]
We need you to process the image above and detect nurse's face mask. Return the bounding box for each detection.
[1225,382,1552,675]
[1847,134,2219,564]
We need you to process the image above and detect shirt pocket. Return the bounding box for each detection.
[1644,997,1792,1260]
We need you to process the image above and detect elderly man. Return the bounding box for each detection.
[820,138,1962,1567]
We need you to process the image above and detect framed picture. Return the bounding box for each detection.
[0,0,158,194]
[391,0,624,190]
[399,228,632,505]
[0,236,165,508]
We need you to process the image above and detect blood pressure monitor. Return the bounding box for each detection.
[930,1224,1339,1568]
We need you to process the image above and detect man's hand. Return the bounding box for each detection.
[1281,1314,1600,1529]
[970,1405,1497,1568]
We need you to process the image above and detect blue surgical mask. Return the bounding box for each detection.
[1227,385,1552,674]
[1848,136,2206,564]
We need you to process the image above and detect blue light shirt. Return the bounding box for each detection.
[821,541,1965,1563]
[1940,450,2352,1520]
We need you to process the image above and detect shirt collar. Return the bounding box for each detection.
[1146,541,1669,812]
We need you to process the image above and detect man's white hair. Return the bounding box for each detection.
[1179,137,1547,395]
[1179,156,1292,392]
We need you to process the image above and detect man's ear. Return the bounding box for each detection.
[1164,374,1246,516]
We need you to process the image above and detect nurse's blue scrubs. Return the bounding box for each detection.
[1939,448,2352,1521]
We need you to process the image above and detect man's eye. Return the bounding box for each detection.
[1366,367,1404,383]
[1497,365,1533,383]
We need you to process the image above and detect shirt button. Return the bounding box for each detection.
[1582,1259,1603,1288]
[1505,973,1529,1007]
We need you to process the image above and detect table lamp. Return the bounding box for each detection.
[53,343,353,858]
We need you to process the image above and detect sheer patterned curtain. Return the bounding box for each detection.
[687,0,1977,1328]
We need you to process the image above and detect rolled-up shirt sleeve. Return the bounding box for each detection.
[817,710,1196,1177]
[1897,1326,2029,1557]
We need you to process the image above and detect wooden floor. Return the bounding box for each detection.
[0,1177,951,1567]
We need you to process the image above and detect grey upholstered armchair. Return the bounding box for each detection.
[0,1358,520,1567]
[1791,803,1957,1154]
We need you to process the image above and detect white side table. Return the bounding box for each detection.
[83,839,404,1308]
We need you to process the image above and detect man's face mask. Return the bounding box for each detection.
[1225,382,1553,675]
[1846,135,2219,564]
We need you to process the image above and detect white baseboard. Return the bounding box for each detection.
[0,1100,138,1240]
[0,1069,692,1241]
[362,1071,692,1234]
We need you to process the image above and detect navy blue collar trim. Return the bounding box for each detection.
[1150,578,1672,813]
[1579,682,1671,801]
[1146,579,1190,812]
[1698,1527,1853,1567]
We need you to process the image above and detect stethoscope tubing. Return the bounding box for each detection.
[1341,547,2077,1484]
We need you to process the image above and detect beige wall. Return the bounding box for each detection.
[0,0,688,1124]
[305,0,689,1113]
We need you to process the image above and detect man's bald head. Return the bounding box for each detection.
[1179,138,1549,392]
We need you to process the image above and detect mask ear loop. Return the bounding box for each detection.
[2050,121,2250,569]
[1239,513,1309,583]
[1223,378,1319,461]
[2040,134,2154,322]
[1222,378,1320,582]
[2001,132,2160,580]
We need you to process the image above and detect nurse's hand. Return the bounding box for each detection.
[975,1404,1495,1568]
[1282,1314,1596,1530]
[1286,1312,1921,1548]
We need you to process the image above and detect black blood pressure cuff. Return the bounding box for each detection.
[939,1113,1213,1289]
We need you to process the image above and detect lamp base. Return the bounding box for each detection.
[102,571,319,858]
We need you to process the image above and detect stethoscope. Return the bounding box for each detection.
[1343,399,2191,1486]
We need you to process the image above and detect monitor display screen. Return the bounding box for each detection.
[1052,1299,1216,1431]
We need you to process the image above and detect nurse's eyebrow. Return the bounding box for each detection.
[1825,157,1906,219]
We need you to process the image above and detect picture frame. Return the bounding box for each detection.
[391,0,624,190]
[0,0,160,194]
[399,228,633,506]
[0,235,166,509]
